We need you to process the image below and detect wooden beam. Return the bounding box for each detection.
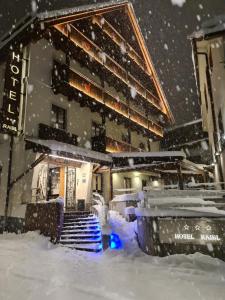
[92,14,150,77]
[126,3,174,123]
[42,3,128,26]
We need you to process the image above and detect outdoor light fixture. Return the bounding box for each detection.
[215,152,220,156]
[109,233,122,249]
[49,154,88,164]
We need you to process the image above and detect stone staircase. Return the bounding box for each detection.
[60,211,103,252]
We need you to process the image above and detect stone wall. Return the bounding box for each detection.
[24,202,64,242]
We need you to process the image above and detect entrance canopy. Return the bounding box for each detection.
[25,138,112,166]
[111,151,186,169]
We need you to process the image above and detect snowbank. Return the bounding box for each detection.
[1,228,225,299]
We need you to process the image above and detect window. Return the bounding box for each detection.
[204,84,208,112]
[92,121,103,137]
[124,177,132,189]
[51,104,66,130]
[139,142,145,151]
[218,109,224,136]
[122,132,130,144]
[142,179,147,190]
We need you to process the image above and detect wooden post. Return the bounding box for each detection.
[110,169,113,200]
[177,163,184,190]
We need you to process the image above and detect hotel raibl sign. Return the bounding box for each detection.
[0,47,23,135]
[158,218,225,245]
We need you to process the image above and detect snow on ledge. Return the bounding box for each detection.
[111,151,185,159]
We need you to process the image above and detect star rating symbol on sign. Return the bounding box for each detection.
[184,224,189,230]
[195,225,201,231]
[206,225,212,231]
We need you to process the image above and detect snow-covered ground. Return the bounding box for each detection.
[1,213,225,300]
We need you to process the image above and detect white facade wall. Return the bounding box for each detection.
[0,37,160,219]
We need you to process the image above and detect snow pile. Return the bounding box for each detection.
[1,227,225,299]
[107,210,139,254]
[145,197,215,207]
[171,0,186,7]
[112,192,140,202]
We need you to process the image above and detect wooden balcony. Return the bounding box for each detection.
[54,23,164,113]
[38,123,78,146]
[106,136,140,153]
[52,61,164,138]
[92,15,149,77]
[91,134,140,153]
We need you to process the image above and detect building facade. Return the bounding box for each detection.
[191,15,225,187]
[0,1,174,231]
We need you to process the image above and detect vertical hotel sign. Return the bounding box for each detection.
[1,47,23,135]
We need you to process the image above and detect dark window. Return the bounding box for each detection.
[51,104,66,130]
[204,84,208,112]
[92,121,102,137]
[142,179,147,190]
[209,47,213,73]
[139,142,145,151]
[218,110,224,135]
[124,177,132,189]
[122,132,130,144]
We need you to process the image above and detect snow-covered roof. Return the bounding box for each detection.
[190,15,225,39]
[38,0,128,21]
[0,1,128,51]
[111,151,186,159]
[25,138,112,164]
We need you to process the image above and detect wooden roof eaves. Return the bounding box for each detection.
[126,3,175,124]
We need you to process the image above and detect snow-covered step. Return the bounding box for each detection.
[64,243,103,252]
[60,211,103,253]
[61,229,101,235]
[64,221,99,226]
[63,225,100,230]
[64,216,97,222]
[63,217,97,222]
[60,233,101,239]
[60,239,102,244]
[64,212,92,217]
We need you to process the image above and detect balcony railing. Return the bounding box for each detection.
[52,61,163,138]
[91,135,106,153]
[106,136,140,153]
[54,23,164,112]
[92,135,141,153]
[38,123,78,146]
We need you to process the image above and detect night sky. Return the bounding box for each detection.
[0,0,224,125]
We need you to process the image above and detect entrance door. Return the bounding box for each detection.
[47,167,60,200]
[65,167,76,209]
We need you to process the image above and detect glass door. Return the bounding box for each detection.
[65,167,76,209]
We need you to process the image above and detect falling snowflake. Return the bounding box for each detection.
[171,0,186,7]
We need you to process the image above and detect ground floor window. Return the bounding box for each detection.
[92,173,102,193]
[124,177,132,189]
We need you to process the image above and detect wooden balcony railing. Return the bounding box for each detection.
[106,136,140,153]
[39,123,78,146]
[52,61,164,138]
[92,15,150,77]
[54,23,164,113]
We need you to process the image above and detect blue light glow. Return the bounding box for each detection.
[109,233,122,249]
